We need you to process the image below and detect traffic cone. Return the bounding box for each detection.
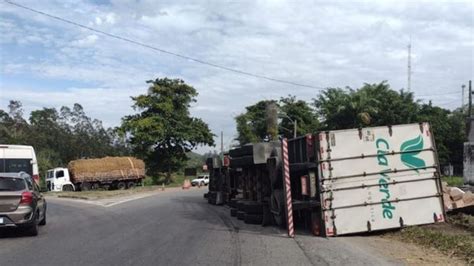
[182,179,191,189]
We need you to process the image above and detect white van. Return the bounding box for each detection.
[0,145,40,184]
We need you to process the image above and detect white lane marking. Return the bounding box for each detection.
[46,192,161,208]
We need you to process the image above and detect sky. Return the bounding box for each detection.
[0,0,473,153]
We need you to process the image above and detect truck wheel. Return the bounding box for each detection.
[228,199,239,208]
[91,183,100,190]
[244,213,263,225]
[62,185,73,191]
[271,189,286,227]
[127,182,136,189]
[243,202,263,214]
[236,211,245,220]
[81,182,91,191]
[236,200,248,211]
[117,182,126,190]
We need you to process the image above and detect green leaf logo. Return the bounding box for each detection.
[400,135,426,170]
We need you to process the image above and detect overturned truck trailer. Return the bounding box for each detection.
[206,123,446,236]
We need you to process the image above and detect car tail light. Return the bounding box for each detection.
[20,191,33,205]
[33,174,40,184]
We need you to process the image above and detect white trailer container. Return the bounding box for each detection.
[318,122,445,236]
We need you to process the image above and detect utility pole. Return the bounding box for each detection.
[220,131,224,154]
[469,81,472,118]
[293,120,297,138]
[464,80,474,186]
[407,37,412,92]
[462,84,466,113]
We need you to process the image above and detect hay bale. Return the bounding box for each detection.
[68,157,145,183]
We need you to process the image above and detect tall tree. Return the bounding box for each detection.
[1,101,129,179]
[315,82,418,129]
[235,97,319,144]
[279,95,319,138]
[120,78,214,183]
[235,100,275,145]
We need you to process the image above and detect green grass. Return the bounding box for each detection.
[143,173,188,187]
[386,213,474,264]
[441,176,464,187]
[396,226,473,263]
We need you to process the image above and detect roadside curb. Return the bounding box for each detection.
[57,195,90,200]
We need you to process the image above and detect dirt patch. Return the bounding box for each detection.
[363,236,466,265]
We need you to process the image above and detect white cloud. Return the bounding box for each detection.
[70,34,99,47]
[0,0,472,152]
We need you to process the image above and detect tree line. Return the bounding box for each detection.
[1,79,466,183]
[236,82,465,167]
[0,101,130,176]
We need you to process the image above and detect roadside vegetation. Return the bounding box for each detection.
[385,213,474,264]
[236,82,466,168]
[442,176,465,187]
[46,185,176,200]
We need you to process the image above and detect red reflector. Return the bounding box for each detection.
[20,191,33,205]
[33,174,40,184]
[301,175,308,195]
[223,155,230,167]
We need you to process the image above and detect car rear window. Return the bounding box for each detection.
[0,177,26,191]
[0,159,33,176]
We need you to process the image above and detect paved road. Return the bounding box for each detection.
[0,189,402,266]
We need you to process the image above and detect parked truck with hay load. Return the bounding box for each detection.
[46,157,145,191]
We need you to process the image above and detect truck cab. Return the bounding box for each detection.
[46,168,75,191]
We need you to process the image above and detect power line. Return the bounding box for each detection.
[416,91,459,97]
[4,0,326,90]
[438,98,461,107]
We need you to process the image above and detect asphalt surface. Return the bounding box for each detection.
[0,189,402,266]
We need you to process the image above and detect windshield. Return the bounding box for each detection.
[0,177,26,191]
[0,159,33,176]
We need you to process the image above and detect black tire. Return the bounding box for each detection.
[230,208,238,217]
[228,199,238,208]
[81,182,91,191]
[243,201,263,214]
[117,182,126,190]
[230,156,254,167]
[91,183,100,190]
[127,182,136,189]
[236,211,245,220]
[229,145,254,157]
[244,213,263,225]
[236,200,248,211]
[26,213,39,236]
[271,189,286,227]
[39,212,46,226]
[62,185,73,191]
